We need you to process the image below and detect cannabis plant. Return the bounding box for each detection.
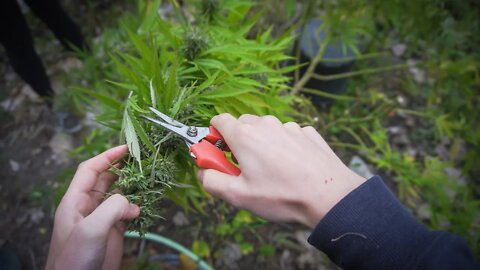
[79,0,308,234]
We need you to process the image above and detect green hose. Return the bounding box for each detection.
[124,231,214,270]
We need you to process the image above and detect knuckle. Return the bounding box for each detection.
[213,113,231,123]
[302,126,317,133]
[260,115,280,125]
[284,121,300,129]
[106,194,130,220]
[238,114,250,122]
[76,161,88,171]
[110,193,129,206]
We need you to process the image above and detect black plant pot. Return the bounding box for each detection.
[297,19,360,105]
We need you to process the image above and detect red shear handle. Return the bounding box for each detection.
[190,140,240,176]
[205,126,230,151]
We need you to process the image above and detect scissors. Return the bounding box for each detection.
[143,107,241,176]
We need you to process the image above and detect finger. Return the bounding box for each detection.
[68,145,128,194]
[91,163,122,206]
[81,194,140,237]
[238,114,259,124]
[93,170,119,194]
[211,113,241,147]
[102,226,125,270]
[200,169,246,208]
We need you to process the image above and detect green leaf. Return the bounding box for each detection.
[129,112,155,153]
[149,79,156,108]
[200,85,253,98]
[192,240,211,258]
[195,58,230,74]
[233,210,253,225]
[122,99,142,172]
[259,244,275,257]
[239,242,253,255]
[75,88,122,109]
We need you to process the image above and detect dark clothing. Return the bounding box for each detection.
[0,0,86,97]
[308,176,479,270]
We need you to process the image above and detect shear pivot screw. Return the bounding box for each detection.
[187,126,198,137]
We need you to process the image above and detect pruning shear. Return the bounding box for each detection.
[143,107,241,176]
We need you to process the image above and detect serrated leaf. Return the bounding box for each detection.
[149,79,156,108]
[129,112,155,152]
[122,100,142,172]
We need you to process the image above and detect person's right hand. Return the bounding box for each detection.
[198,114,366,228]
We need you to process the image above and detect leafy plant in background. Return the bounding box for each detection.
[262,0,480,257]
[62,0,480,262]
[76,0,309,234]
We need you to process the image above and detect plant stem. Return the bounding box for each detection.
[291,41,328,95]
[395,108,429,117]
[329,142,363,151]
[300,87,357,101]
[311,63,413,81]
[319,51,389,63]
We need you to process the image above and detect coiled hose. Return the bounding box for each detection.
[124,231,213,270]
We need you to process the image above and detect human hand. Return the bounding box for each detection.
[45,145,140,270]
[198,114,366,228]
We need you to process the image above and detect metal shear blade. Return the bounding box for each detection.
[149,107,184,127]
[144,107,205,145]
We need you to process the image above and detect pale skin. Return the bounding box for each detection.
[45,145,140,270]
[46,114,365,269]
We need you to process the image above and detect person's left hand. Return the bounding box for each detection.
[45,145,140,270]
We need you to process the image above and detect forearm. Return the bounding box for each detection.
[308,176,478,270]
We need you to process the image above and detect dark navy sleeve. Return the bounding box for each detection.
[307,176,479,270]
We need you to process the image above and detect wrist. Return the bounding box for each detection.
[301,168,366,228]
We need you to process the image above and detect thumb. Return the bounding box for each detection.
[199,169,246,207]
[82,194,140,237]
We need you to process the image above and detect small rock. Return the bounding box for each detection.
[5,71,16,82]
[396,95,407,106]
[444,167,467,186]
[294,230,314,250]
[405,117,416,127]
[9,160,20,172]
[57,57,84,73]
[406,147,418,158]
[417,204,431,220]
[407,59,426,83]
[0,84,41,112]
[392,133,410,146]
[38,227,47,235]
[297,251,316,269]
[392,43,407,57]
[31,148,42,155]
[20,84,39,100]
[218,243,242,269]
[48,131,74,165]
[172,211,189,226]
[29,208,45,224]
[349,156,375,179]
[280,250,294,270]
[15,213,28,225]
[387,126,404,135]
[435,144,449,161]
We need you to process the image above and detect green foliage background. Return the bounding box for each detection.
[63,0,480,260]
